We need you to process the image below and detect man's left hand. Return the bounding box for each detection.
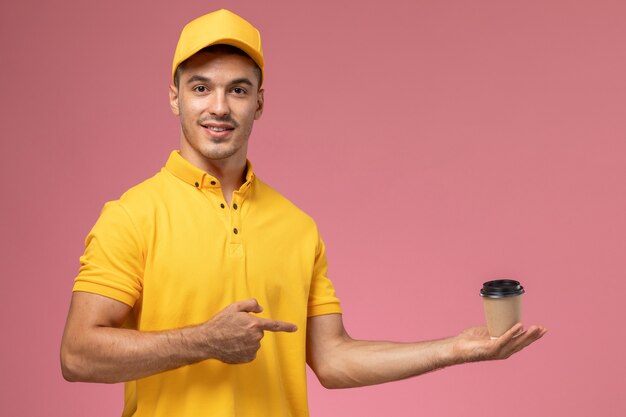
[452,323,547,364]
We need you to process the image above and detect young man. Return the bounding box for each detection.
[61,9,546,417]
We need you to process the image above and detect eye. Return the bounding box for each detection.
[232,87,247,95]
[193,85,208,93]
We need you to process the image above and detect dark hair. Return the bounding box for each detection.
[174,44,262,88]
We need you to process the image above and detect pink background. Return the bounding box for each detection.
[1,0,625,416]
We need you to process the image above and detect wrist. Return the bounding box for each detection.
[447,335,471,365]
[424,337,465,368]
[179,323,214,363]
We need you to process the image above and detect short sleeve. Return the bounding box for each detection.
[307,235,342,317]
[73,201,144,307]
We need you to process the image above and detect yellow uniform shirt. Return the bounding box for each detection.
[74,151,342,417]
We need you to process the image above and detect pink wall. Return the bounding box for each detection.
[1,0,625,415]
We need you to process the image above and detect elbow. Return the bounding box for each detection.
[62,367,80,383]
[60,342,95,382]
[60,341,87,382]
[318,376,348,390]
[316,370,356,389]
[60,349,80,382]
[313,366,337,389]
[311,360,358,390]
[60,344,123,384]
[313,365,335,389]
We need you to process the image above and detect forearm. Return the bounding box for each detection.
[61,294,297,383]
[308,313,547,389]
[61,324,208,383]
[316,336,458,389]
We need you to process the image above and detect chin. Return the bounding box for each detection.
[200,148,238,161]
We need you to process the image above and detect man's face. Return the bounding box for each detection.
[169,50,264,168]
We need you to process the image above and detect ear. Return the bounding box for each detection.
[254,88,264,120]
[169,84,180,116]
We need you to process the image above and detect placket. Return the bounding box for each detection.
[198,177,231,229]
[227,182,251,259]
[194,172,253,259]
[224,200,239,258]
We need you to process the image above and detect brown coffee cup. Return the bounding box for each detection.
[480,280,524,338]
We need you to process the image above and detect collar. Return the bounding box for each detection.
[165,150,256,192]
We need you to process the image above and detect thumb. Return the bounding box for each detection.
[233,298,263,314]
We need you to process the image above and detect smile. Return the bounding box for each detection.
[201,123,235,140]
[200,122,235,131]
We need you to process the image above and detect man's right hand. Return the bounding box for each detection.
[201,299,298,364]
[61,293,298,383]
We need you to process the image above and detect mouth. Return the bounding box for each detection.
[200,122,235,139]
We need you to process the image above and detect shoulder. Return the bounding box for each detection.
[253,178,318,230]
[119,168,167,200]
[94,169,172,236]
[113,168,174,213]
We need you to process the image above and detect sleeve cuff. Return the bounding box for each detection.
[73,281,137,307]
[307,301,342,317]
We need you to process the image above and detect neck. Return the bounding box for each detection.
[179,148,248,206]
[215,164,247,206]
[204,158,247,189]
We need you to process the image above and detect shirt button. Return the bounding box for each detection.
[220,203,225,209]
[233,203,238,210]
[233,228,239,234]
[194,182,199,187]
[211,181,216,185]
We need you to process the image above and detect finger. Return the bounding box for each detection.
[510,326,544,350]
[530,325,547,337]
[521,326,546,343]
[257,318,298,333]
[233,299,263,314]
[497,323,524,345]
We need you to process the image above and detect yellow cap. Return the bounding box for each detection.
[172,9,264,85]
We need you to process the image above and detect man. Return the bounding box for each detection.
[61,9,546,417]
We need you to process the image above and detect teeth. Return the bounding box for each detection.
[208,126,227,132]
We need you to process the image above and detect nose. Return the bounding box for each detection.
[208,90,230,118]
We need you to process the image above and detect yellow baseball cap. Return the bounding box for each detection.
[172,9,264,85]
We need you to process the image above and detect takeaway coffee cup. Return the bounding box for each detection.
[480,280,525,338]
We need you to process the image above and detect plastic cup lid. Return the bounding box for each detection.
[480,279,525,298]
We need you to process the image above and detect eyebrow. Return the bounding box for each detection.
[229,77,254,87]
[186,75,210,85]
[185,75,254,87]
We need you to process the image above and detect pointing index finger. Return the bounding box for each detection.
[257,318,298,333]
